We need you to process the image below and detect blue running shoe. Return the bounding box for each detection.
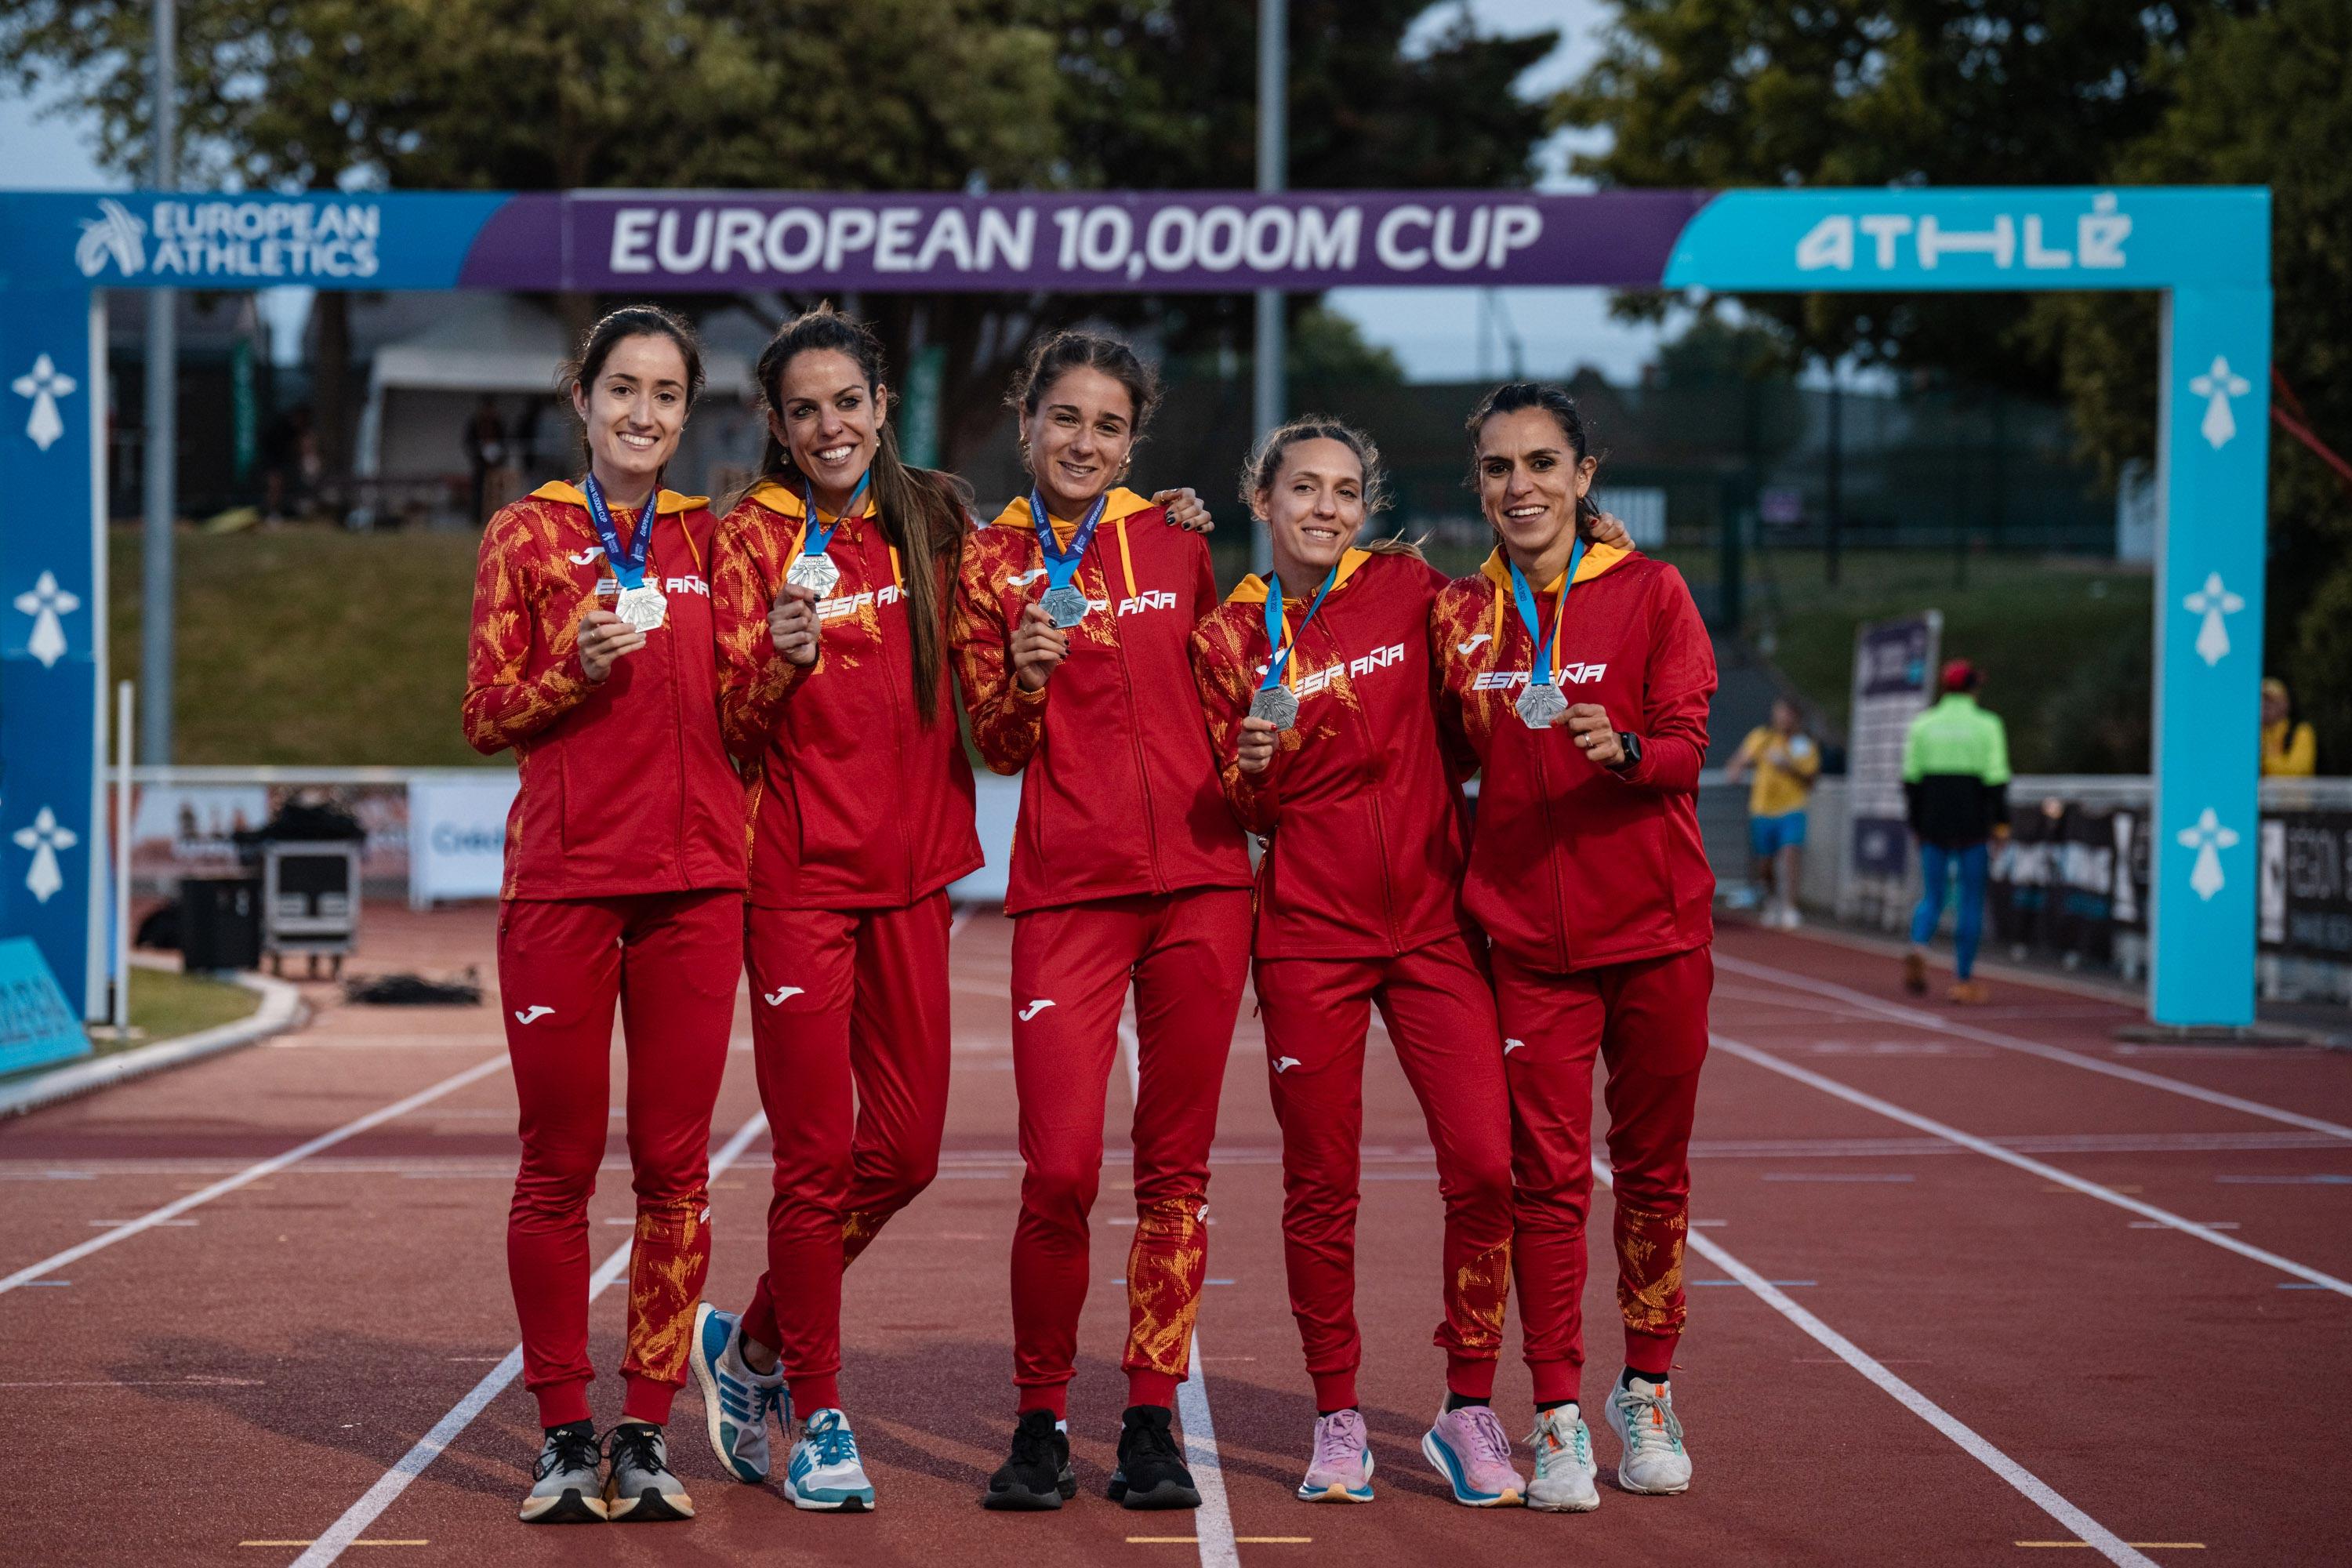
[688,1302,787,1484]
[786,1408,877,1512]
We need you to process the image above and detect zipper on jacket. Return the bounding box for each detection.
[1340,618,1402,954]
[664,517,691,884]
[1106,542,1165,894]
[1529,714,1571,973]
[868,521,919,906]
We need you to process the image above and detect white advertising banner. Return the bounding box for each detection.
[408,776,518,907]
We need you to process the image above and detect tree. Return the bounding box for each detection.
[2038,0,2352,768]
[3,1,1558,472]
[1552,0,2219,388]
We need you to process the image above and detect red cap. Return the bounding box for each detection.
[1941,658,1979,693]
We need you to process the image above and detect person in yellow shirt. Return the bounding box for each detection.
[1725,698,1820,928]
[2261,677,2318,777]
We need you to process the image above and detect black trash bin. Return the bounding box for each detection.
[180,875,263,973]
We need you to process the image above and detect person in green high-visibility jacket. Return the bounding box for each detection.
[1901,659,2009,1004]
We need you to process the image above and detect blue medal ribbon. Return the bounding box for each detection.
[1029,486,1111,594]
[1258,561,1342,692]
[581,474,656,589]
[1506,534,1589,687]
[800,470,871,558]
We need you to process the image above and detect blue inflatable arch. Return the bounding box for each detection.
[0,184,2270,1025]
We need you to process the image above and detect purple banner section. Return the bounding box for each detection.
[456,190,1710,294]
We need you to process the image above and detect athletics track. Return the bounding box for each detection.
[2,904,2346,1566]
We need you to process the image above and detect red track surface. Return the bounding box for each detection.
[4,906,2347,1566]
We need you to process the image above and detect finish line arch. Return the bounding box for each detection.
[0,184,2270,1027]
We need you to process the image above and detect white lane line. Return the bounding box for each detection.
[0,1055,510,1296]
[1711,1033,2352,1299]
[1592,1156,2158,1568]
[1175,1328,1239,1568]
[1715,954,2352,1144]
[1119,1017,1239,1568]
[291,1109,771,1568]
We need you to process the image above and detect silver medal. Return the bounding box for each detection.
[1515,681,1567,730]
[1249,685,1300,731]
[1040,584,1091,629]
[614,583,668,632]
[785,552,840,599]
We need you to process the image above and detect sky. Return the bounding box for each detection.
[0,0,1666,383]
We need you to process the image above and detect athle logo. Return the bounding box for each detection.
[1473,662,1607,691]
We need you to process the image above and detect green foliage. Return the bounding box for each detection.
[1286,304,1404,384]
[2034,0,2352,730]
[107,528,486,767]
[1554,0,2212,388]
[2,2,1559,470]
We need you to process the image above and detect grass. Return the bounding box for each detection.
[105,524,2155,775]
[1684,546,2155,774]
[122,964,261,1044]
[109,524,494,767]
[1,966,261,1086]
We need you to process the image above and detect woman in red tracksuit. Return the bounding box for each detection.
[1188,418,1520,1508]
[953,330,1253,1514]
[464,306,739,1526]
[1431,382,1718,1513]
[684,305,981,1512]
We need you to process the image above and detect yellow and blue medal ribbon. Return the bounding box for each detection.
[1031,486,1110,627]
[786,470,868,596]
[1507,533,1587,728]
[1249,561,1341,730]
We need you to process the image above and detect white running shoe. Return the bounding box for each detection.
[1524,1404,1599,1512]
[1605,1374,1692,1494]
[786,1408,877,1512]
[687,1302,787,1483]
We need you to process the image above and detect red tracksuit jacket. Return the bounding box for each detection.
[712,481,983,910]
[462,481,745,900]
[1430,545,1716,972]
[952,488,1250,916]
[1189,547,1476,960]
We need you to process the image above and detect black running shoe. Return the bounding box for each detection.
[983,1409,1075,1511]
[603,1421,694,1521]
[519,1421,606,1523]
[1107,1405,1200,1510]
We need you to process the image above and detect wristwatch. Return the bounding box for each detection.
[1608,731,1642,772]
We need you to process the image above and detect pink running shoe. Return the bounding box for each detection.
[1296,1409,1374,1502]
[1420,1404,1526,1507]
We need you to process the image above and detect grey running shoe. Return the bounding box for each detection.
[604,1421,695,1521]
[519,1422,606,1523]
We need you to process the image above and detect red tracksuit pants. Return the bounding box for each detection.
[1255,935,1515,1414]
[1495,942,1711,1408]
[737,894,953,1414]
[499,890,742,1428]
[1008,886,1251,1418]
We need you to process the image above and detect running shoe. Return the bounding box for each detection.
[518,1421,605,1523]
[1108,1404,1201,1510]
[1901,950,1929,995]
[1420,1403,1526,1507]
[688,1301,787,1483]
[1605,1374,1692,1495]
[1947,979,1991,1005]
[1525,1404,1599,1512]
[982,1410,1075,1511]
[603,1421,695,1521]
[1295,1408,1374,1502]
[786,1408,877,1512]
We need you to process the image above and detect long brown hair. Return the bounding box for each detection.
[749,306,969,722]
